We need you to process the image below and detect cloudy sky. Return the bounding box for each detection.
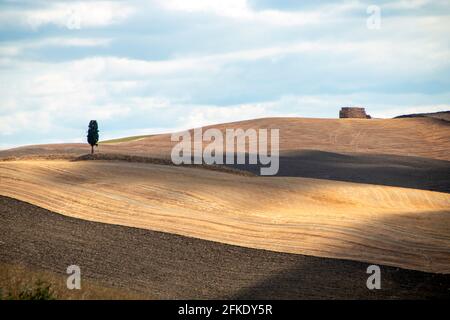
[0,0,449,148]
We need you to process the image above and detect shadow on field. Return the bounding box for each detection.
[4,148,449,194]
[1,196,449,299]
[226,150,450,193]
[232,210,450,300]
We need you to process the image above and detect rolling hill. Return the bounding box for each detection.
[1,117,449,161]
[1,116,449,298]
[395,111,450,122]
[2,195,449,299]
[1,159,449,273]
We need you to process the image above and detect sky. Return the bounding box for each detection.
[0,0,449,148]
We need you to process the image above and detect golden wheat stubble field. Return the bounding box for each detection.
[1,117,449,275]
[1,159,449,274]
[1,117,450,161]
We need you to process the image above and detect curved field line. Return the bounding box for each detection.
[1,160,449,273]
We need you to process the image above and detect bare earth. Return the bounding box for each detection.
[1,117,449,298]
[228,150,450,193]
[1,196,449,299]
[1,159,449,273]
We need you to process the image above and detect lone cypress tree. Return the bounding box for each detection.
[87,120,99,154]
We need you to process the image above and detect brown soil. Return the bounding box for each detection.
[73,153,254,176]
[1,196,449,300]
[395,111,450,122]
[1,160,449,273]
[227,150,450,193]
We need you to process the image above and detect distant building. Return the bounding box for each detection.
[339,107,371,119]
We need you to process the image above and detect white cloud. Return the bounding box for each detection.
[16,34,443,82]
[0,1,135,30]
[159,0,249,18]
[158,0,362,26]
[1,30,448,138]
[0,1,449,147]
[45,37,112,47]
[0,110,52,136]
[177,103,273,129]
[383,0,439,10]
[0,37,112,58]
[0,46,21,57]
